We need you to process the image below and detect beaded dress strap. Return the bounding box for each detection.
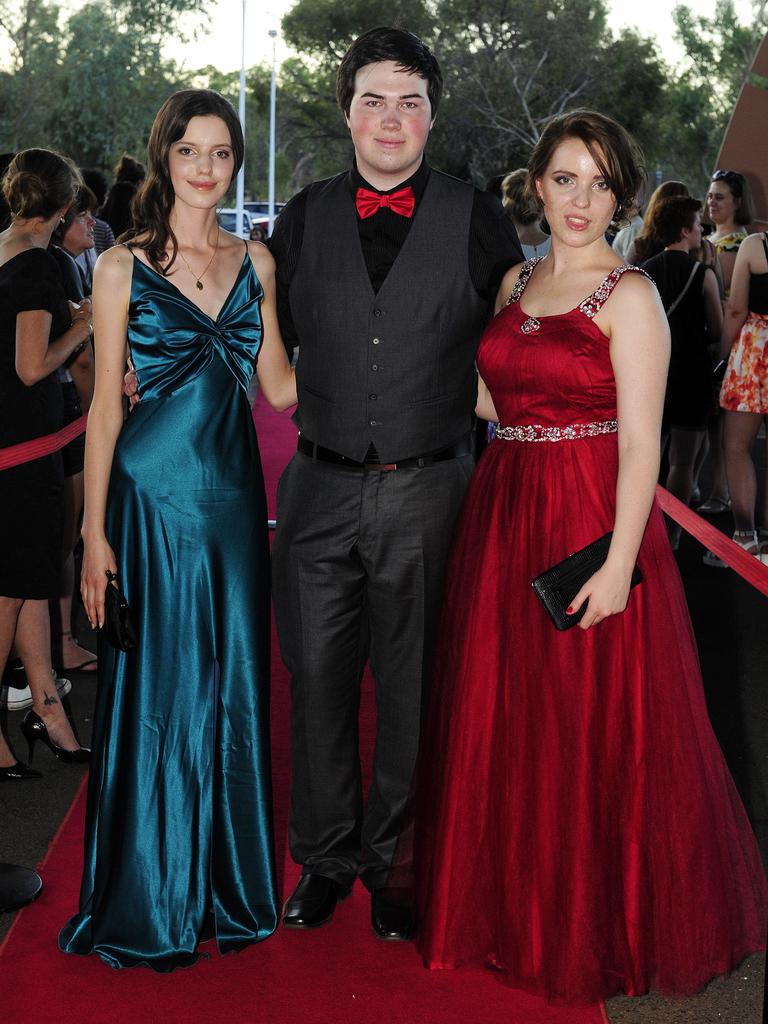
[579,265,652,319]
[505,258,542,306]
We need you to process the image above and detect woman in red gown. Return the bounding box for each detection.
[412,110,767,1005]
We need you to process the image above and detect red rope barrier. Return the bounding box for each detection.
[0,414,88,471]
[1,423,765,599]
[655,485,768,597]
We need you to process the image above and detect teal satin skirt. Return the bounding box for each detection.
[59,357,278,970]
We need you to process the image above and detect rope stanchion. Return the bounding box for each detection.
[655,484,768,597]
[0,414,87,472]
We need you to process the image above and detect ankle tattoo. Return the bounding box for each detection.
[43,690,59,706]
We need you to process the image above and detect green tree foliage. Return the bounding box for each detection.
[281,0,436,63]
[0,0,198,163]
[1,0,765,202]
[655,0,768,191]
[278,0,669,186]
[673,0,766,119]
[0,0,63,150]
[54,4,190,168]
[200,63,294,200]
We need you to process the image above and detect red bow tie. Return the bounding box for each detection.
[355,185,415,220]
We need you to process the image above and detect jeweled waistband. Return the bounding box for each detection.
[495,420,618,442]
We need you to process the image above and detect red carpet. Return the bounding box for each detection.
[0,395,604,1024]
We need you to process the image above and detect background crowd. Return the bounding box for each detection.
[0,26,765,1024]
[0,150,141,777]
[1,144,767,772]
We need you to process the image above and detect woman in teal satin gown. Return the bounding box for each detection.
[58,90,296,971]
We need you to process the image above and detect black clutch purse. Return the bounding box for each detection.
[102,569,138,651]
[531,532,642,631]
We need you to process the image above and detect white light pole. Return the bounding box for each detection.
[235,0,247,238]
[268,28,278,235]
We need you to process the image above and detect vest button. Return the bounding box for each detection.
[369,419,378,427]
[372,337,381,345]
[371,364,378,371]
[369,393,378,400]
[373,308,382,317]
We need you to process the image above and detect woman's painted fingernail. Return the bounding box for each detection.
[566,606,573,614]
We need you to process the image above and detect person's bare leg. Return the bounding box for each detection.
[666,428,706,547]
[708,416,730,503]
[723,410,762,532]
[14,600,80,751]
[57,471,95,671]
[691,430,709,496]
[0,596,24,767]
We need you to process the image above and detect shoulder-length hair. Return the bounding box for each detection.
[709,169,754,226]
[124,89,244,273]
[526,109,645,230]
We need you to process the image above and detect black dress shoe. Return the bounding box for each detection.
[371,889,414,941]
[282,873,351,928]
[0,761,42,781]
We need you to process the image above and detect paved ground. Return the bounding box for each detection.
[0,518,765,1022]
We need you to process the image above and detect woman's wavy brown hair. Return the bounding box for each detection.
[123,89,244,273]
[526,109,645,231]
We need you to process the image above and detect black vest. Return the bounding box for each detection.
[289,170,488,463]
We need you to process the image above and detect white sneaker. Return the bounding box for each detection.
[0,672,71,712]
[2,684,32,711]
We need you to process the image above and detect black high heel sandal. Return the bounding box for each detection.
[20,711,90,764]
[0,761,42,781]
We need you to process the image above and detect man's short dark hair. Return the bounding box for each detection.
[336,26,442,118]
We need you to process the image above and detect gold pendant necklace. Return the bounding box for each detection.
[178,231,219,290]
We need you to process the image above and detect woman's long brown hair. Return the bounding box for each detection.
[122,89,244,273]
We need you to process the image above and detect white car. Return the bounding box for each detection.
[244,200,285,217]
[217,208,254,236]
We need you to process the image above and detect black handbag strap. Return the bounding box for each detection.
[665,262,699,318]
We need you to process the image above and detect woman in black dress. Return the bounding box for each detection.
[0,149,92,779]
[642,196,723,549]
[49,186,98,674]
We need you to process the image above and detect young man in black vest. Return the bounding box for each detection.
[271,26,521,938]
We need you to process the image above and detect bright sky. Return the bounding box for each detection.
[4,0,756,70]
[167,0,755,72]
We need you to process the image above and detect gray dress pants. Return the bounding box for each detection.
[272,450,473,890]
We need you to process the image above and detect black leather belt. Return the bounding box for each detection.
[297,435,472,471]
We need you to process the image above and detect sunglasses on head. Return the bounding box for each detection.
[711,169,743,191]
